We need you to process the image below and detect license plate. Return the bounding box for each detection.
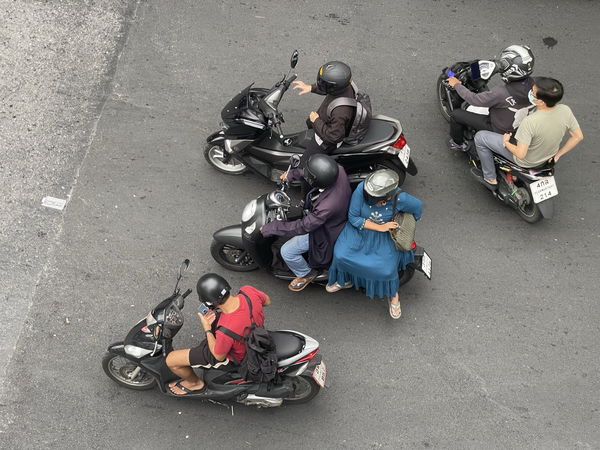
[397,144,411,168]
[530,176,558,204]
[312,361,327,388]
[421,251,432,279]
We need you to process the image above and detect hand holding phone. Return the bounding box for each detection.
[198,302,209,315]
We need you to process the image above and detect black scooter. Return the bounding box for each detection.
[204,50,418,186]
[210,158,432,288]
[437,59,557,223]
[102,260,326,407]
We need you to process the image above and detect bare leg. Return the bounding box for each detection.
[166,349,205,394]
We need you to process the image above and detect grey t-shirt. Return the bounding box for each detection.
[514,104,579,167]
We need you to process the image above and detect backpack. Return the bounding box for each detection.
[217,291,279,384]
[326,81,372,145]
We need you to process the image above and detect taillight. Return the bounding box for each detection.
[296,348,319,363]
[392,133,407,149]
[411,240,417,250]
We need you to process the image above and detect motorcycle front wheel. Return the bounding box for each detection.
[204,143,247,175]
[284,375,321,404]
[102,353,156,390]
[436,74,455,123]
[210,240,259,272]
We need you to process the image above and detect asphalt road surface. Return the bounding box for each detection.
[2,0,599,448]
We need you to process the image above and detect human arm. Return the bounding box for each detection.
[347,184,398,231]
[312,105,354,144]
[261,198,329,237]
[554,127,583,162]
[292,80,312,95]
[453,83,503,108]
[394,192,424,221]
[502,133,529,160]
[199,311,227,361]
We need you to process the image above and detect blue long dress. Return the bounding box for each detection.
[327,182,424,299]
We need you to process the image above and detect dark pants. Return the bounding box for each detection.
[449,109,493,144]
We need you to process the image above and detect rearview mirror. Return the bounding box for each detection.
[290,50,299,69]
[290,154,301,168]
[179,259,190,277]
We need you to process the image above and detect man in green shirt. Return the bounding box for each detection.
[472,77,583,189]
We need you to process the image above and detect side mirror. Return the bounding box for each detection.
[290,154,301,168]
[179,259,190,277]
[290,50,299,69]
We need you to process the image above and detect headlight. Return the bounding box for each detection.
[244,221,256,235]
[242,199,257,222]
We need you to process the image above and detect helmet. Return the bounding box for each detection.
[497,45,534,82]
[304,154,339,189]
[363,169,399,204]
[196,273,231,306]
[316,61,352,95]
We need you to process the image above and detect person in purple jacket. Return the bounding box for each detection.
[260,154,351,292]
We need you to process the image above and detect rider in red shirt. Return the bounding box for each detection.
[166,274,270,396]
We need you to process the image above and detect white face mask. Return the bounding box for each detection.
[528,89,537,106]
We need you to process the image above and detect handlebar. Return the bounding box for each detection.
[283,73,297,89]
[182,289,192,299]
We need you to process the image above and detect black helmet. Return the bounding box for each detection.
[497,45,534,82]
[363,169,399,205]
[304,154,339,189]
[196,273,231,306]
[316,61,352,95]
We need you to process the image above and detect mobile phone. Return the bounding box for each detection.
[198,302,209,315]
[446,69,455,77]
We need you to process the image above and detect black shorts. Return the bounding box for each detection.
[188,340,234,370]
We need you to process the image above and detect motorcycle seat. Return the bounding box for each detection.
[332,119,396,154]
[269,331,304,360]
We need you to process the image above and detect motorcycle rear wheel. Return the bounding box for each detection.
[102,353,156,390]
[210,239,259,272]
[516,195,543,223]
[204,143,248,175]
[284,375,321,404]
[399,265,415,286]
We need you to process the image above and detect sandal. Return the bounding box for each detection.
[470,167,498,191]
[168,380,207,397]
[388,299,402,319]
[325,281,353,293]
[288,270,318,292]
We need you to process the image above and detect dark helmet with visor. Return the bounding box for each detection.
[497,45,534,82]
[316,61,352,95]
[363,169,399,205]
[304,154,339,189]
[196,273,231,306]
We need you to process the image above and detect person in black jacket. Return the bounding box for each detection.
[260,154,351,292]
[446,45,535,151]
[292,61,355,164]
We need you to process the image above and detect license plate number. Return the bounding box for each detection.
[530,176,558,203]
[312,361,327,388]
[397,144,411,168]
[421,251,432,279]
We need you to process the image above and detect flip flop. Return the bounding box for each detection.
[288,271,318,292]
[168,381,207,397]
[388,299,402,319]
[325,281,353,293]
[470,167,498,191]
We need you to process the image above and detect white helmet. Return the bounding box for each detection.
[497,45,534,82]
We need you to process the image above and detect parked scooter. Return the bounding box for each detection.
[204,50,418,186]
[210,157,432,287]
[102,260,326,407]
[437,59,557,223]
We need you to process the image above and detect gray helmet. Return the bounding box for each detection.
[497,45,534,83]
[363,169,399,204]
[316,61,352,95]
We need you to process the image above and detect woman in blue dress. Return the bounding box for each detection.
[326,169,423,319]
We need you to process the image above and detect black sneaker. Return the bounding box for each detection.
[448,139,468,151]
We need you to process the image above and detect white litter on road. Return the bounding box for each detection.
[41,196,67,210]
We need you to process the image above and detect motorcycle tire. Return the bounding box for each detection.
[516,198,543,223]
[204,143,247,175]
[399,265,415,286]
[436,74,454,123]
[210,239,259,272]
[102,353,156,391]
[284,375,321,404]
